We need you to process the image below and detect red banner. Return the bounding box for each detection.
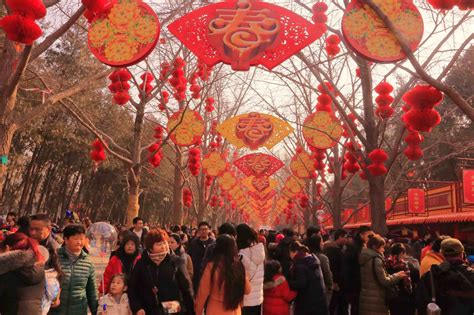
[463,170,474,203]
[385,197,392,212]
[358,204,370,222]
[408,189,425,214]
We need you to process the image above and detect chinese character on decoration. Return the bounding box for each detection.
[167,110,205,147]
[87,0,160,66]
[217,112,293,150]
[408,188,425,213]
[302,111,343,149]
[234,153,283,177]
[168,0,326,71]
[463,170,474,204]
[341,0,423,63]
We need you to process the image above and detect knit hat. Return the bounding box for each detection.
[441,238,464,256]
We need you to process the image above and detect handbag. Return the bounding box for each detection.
[372,257,399,305]
[427,267,441,315]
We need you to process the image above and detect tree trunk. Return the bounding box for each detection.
[197,173,207,223]
[171,148,183,225]
[125,169,140,227]
[368,175,388,235]
[0,123,17,193]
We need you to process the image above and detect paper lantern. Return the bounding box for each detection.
[168,0,325,71]
[341,0,423,62]
[87,0,160,66]
[303,111,343,149]
[402,85,443,132]
[0,14,42,45]
[167,110,205,146]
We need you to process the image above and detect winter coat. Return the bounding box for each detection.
[416,259,474,315]
[315,252,333,304]
[195,262,251,315]
[0,249,45,315]
[128,251,194,315]
[50,247,99,315]
[175,246,194,281]
[98,293,132,315]
[263,274,297,315]
[188,237,215,291]
[129,227,148,249]
[99,254,141,294]
[358,248,403,315]
[420,251,444,276]
[323,241,344,289]
[239,242,266,307]
[386,256,416,315]
[288,253,328,315]
[39,233,61,269]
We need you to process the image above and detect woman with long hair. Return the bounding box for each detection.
[169,233,193,280]
[195,234,251,315]
[0,232,46,314]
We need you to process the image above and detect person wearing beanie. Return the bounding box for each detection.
[416,238,474,315]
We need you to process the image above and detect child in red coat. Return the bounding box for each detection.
[263,260,297,315]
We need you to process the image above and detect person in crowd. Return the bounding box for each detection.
[416,238,474,315]
[4,211,18,234]
[342,225,373,315]
[324,229,348,315]
[111,230,135,256]
[130,217,148,250]
[420,236,449,276]
[188,221,215,291]
[307,234,333,304]
[275,228,296,279]
[0,232,46,315]
[287,240,328,315]
[99,233,141,294]
[16,215,31,235]
[359,234,407,315]
[420,237,434,261]
[305,226,321,240]
[30,213,61,268]
[169,233,194,280]
[98,274,131,315]
[51,224,98,315]
[201,223,237,271]
[412,233,431,262]
[386,243,416,315]
[128,229,194,315]
[263,259,297,315]
[237,223,266,315]
[195,234,250,315]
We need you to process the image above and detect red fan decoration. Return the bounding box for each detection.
[367,148,388,176]
[402,85,443,132]
[168,0,326,71]
[234,153,284,177]
[375,81,394,119]
[90,139,106,163]
[108,69,131,105]
[188,147,201,176]
[0,0,46,45]
[403,130,424,161]
[183,188,193,208]
[325,34,341,57]
[427,0,460,10]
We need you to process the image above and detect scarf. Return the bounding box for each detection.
[148,251,167,265]
[120,253,136,276]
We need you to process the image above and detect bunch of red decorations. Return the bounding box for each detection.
[367,148,388,176]
[403,130,424,161]
[299,193,310,208]
[90,139,106,163]
[183,188,192,208]
[169,57,187,102]
[159,91,169,111]
[139,72,155,98]
[375,82,394,119]
[343,142,360,173]
[427,0,472,10]
[325,34,341,57]
[312,148,326,171]
[402,85,443,132]
[188,147,201,176]
[316,82,334,112]
[82,0,107,23]
[205,97,215,113]
[147,142,162,168]
[109,69,132,105]
[210,195,223,207]
[311,2,328,38]
[196,60,213,81]
[0,0,46,44]
[205,175,213,187]
[342,113,357,137]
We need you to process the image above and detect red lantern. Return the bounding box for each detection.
[90,139,106,163]
[367,148,388,176]
[183,188,193,208]
[402,85,443,132]
[109,69,131,105]
[374,81,394,119]
[325,35,341,57]
[0,14,42,45]
[427,0,460,10]
[188,147,201,176]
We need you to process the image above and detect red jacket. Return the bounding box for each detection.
[99,255,140,294]
[263,275,297,315]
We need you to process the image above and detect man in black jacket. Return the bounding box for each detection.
[30,213,60,269]
[416,238,474,315]
[130,216,148,250]
[187,221,215,292]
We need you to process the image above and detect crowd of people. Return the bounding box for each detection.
[0,211,473,315]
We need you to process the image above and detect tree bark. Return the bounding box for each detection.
[125,169,140,227]
[368,175,388,235]
[0,122,17,190]
[171,149,184,225]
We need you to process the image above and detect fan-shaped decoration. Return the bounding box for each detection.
[302,111,343,149]
[167,110,205,146]
[87,0,160,66]
[290,149,316,178]
[234,153,283,177]
[168,0,325,71]
[341,0,423,63]
[242,176,278,193]
[218,171,238,191]
[202,151,227,177]
[248,189,277,202]
[217,112,293,150]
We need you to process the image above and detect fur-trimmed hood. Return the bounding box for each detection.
[0,249,36,276]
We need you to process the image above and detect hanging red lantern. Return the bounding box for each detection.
[374,81,394,119]
[427,0,460,10]
[312,2,328,37]
[205,97,215,112]
[148,143,162,168]
[109,69,132,105]
[188,147,201,176]
[325,34,341,57]
[183,188,193,208]
[402,85,443,132]
[367,148,388,176]
[403,130,424,161]
[90,139,106,163]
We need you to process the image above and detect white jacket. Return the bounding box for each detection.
[98,293,131,315]
[239,242,266,307]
